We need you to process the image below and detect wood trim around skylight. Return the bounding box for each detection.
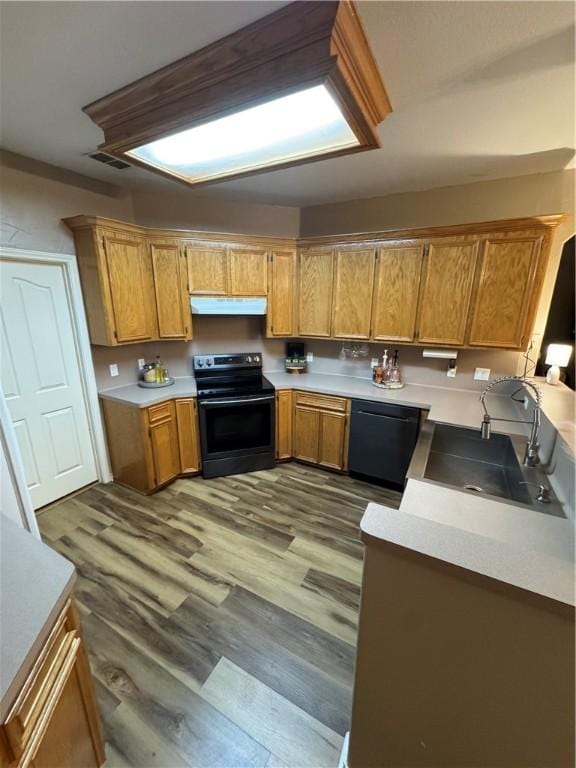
[82,0,392,187]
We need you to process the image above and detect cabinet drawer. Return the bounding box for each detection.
[295,391,348,413]
[2,600,77,759]
[146,401,174,424]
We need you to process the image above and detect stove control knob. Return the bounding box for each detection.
[206,358,213,366]
[197,359,204,367]
[246,356,252,363]
[254,355,260,363]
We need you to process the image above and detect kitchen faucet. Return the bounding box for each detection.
[480,376,542,467]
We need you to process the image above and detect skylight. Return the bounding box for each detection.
[128,86,360,184]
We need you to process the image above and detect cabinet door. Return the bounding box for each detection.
[147,402,180,487]
[175,398,201,474]
[332,249,376,339]
[187,246,228,294]
[417,241,478,345]
[298,250,334,337]
[372,246,424,341]
[293,406,320,463]
[31,656,100,768]
[102,231,156,343]
[267,250,296,337]
[229,247,268,295]
[276,390,293,460]
[468,237,542,348]
[150,241,191,340]
[318,412,347,471]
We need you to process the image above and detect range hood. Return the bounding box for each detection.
[190,296,267,315]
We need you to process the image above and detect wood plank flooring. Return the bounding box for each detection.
[37,463,401,768]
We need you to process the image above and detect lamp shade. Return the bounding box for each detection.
[545,343,572,367]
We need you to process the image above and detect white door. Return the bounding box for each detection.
[0,259,97,508]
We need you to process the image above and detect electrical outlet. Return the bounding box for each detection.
[109,363,119,377]
[447,361,457,377]
[306,352,314,363]
[474,367,491,381]
[371,357,379,368]
[137,358,146,370]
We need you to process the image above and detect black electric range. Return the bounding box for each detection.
[194,353,275,478]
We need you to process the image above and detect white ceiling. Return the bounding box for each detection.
[1,1,574,207]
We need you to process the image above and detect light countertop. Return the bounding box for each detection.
[99,372,532,436]
[0,518,76,720]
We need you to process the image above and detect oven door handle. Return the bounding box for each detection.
[200,395,275,406]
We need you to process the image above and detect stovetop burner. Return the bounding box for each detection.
[193,352,273,400]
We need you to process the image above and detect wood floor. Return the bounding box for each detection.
[37,463,402,768]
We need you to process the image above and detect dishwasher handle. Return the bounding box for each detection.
[356,409,418,422]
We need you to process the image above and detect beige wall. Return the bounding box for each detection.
[0,154,135,253]
[300,169,575,236]
[131,188,300,237]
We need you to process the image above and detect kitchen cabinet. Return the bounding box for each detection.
[70,226,157,346]
[468,236,542,348]
[332,248,376,339]
[275,390,293,460]
[293,392,349,471]
[372,245,424,341]
[417,241,479,345]
[187,244,268,297]
[102,229,157,344]
[150,240,192,340]
[146,402,180,488]
[297,249,334,337]
[101,396,201,494]
[65,215,561,351]
[1,599,105,768]
[229,247,268,295]
[175,398,202,474]
[267,250,296,337]
[186,246,228,295]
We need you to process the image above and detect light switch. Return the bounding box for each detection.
[474,367,490,381]
[137,358,146,370]
[109,363,119,377]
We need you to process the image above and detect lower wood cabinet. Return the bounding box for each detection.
[292,391,350,471]
[275,390,293,460]
[176,399,202,474]
[1,598,105,768]
[101,396,201,494]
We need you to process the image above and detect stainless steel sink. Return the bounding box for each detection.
[407,422,565,517]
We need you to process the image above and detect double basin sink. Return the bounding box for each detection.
[408,422,564,517]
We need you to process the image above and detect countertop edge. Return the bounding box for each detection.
[360,501,574,607]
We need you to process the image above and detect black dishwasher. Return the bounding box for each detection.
[348,399,420,488]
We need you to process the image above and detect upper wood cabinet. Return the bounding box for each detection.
[186,246,228,295]
[468,237,542,348]
[298,249,334,337]
[229,247,268,295]
[332,248,376,339]
[267,250,296,337]
[150,241,192,340]
[417,241,479,345]
[65,215,561,351]
[372,246,424,342]
[101,230,157,344]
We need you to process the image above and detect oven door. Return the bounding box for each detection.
[198,394,275,460]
